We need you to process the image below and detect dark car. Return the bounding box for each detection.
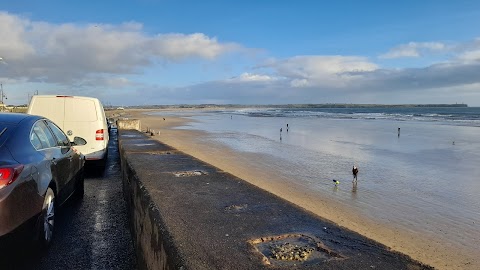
[0,113,86,249]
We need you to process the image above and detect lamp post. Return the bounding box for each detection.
[0,83,6,112]
[0,57,8,111]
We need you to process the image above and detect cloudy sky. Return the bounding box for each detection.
[1,1,480,106]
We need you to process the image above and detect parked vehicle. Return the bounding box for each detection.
[27,95,109,166]
[0,113,86,248]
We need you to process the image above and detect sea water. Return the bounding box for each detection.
[155,107,480,264]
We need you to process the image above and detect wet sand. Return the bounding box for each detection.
[113,109,477,270]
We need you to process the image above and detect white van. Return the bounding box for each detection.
[27,95,109,165]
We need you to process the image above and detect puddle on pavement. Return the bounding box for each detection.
[224,204,248,212]
[249,234,345,267]
[173,170,208,177]
[133,143,156,146]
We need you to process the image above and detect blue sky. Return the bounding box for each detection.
[1,1,480,106]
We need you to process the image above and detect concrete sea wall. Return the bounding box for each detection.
[117,119,141,131]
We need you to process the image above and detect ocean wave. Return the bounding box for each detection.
[218,107,480,127]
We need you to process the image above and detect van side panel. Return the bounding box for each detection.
[27,97,65,129]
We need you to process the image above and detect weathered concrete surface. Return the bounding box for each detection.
[118,119,141,131]
[119,129,433,270]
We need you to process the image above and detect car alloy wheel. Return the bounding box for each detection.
[41,187,55,246]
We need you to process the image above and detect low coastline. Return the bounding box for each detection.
[112,108,477,270]
[123,103,468,110]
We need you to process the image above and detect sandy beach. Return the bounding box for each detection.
[112,108,478,270]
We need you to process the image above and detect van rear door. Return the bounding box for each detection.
[63,98,98,142]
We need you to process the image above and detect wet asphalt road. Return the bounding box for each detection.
[2,129,137,269]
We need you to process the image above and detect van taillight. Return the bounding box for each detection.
[0,165,24,188]
[95,129,105,140]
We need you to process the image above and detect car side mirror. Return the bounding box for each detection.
[72,137,87,146]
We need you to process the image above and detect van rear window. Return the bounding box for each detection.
[65,99,98,121]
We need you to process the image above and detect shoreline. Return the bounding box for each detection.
[113,109,477,270]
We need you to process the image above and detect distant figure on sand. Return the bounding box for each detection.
[163,118,166,121]
[287,123,289,132]
[352,166,359,182]
[398,127,400,137]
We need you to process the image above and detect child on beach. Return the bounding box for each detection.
[352,166,359,182]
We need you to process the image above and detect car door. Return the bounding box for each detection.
[32,120,72,204]
[45,120,80,196]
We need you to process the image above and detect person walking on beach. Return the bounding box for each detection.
[352,166,359,182]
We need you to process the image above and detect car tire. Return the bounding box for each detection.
[101,148,109,166]
[38,187,55,248]
[99,155,107,168]
[95,149,108,171]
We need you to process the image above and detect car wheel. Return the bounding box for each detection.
[100,149,108,167]
[95,151,108,172]
[38,187,55,247]
[99,156,107,168]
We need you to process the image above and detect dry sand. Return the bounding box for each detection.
[113,109,477,270]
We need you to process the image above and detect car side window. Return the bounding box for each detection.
[32,121,57,149]
[30,131,43,150]
[45,120,70,147]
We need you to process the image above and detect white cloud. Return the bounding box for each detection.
[96,55,480,106]
[162,49,480,105]
[456,38,480,62]
[380,42,447,59]
[105,77,132,87]
[0,12,35,59]
[262,55,378,87]
[77,76,134,88]
[230,72,277,82]
[290,79,309,87]
[0,12,243,84]
[149,33,240,60]
[458,50,480,61]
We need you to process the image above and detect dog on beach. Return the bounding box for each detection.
[352,166,359,182]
